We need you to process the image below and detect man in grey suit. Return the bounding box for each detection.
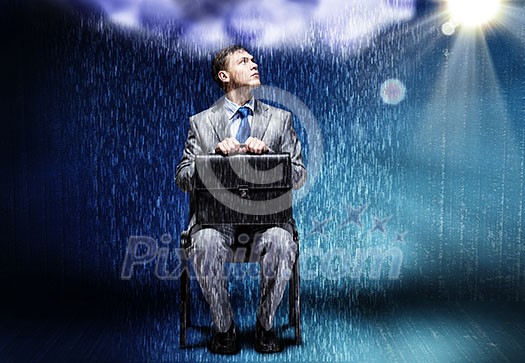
[176,45,306,354]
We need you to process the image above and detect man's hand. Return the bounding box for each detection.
[242,137,269,154]
[215,137,241,155]
[215,137,269,155]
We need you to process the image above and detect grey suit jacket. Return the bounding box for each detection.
[176,98,307,194]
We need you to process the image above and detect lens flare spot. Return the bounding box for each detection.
[441,20,457,36]
[380,79,406,105]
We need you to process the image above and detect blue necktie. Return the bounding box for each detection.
[235,106,251,143]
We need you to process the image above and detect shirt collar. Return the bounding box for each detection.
[224,96,255,120]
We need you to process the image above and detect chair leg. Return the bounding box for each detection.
[293,256,301,345]
[179,240,191,348]
[186,285,191,327]
[180,266,189,348]
[289,269,296,326]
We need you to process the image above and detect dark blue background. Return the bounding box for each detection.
[2,1,525,361]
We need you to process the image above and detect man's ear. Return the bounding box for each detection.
[218,70,230,84]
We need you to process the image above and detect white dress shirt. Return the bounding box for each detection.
[223,96,255,140]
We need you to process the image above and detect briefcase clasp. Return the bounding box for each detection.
[238,185,249,199]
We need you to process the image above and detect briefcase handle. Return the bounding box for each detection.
[212,145,273,156]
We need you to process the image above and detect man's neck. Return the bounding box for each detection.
[225,88,253,106]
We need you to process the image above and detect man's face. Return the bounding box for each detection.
[222,49,260,90]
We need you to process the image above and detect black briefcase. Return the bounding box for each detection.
[194,153,292,225]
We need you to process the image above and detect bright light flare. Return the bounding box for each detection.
[447,0,501,27]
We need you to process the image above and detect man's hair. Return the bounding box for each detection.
[211,45,247,91]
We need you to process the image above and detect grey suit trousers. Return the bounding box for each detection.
[189,223,297,332]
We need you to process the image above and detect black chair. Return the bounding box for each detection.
[179,154,301,348]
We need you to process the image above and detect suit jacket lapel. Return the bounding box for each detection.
[208,98,229,143]
[208,97,272,143]
[251,99,272,140]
